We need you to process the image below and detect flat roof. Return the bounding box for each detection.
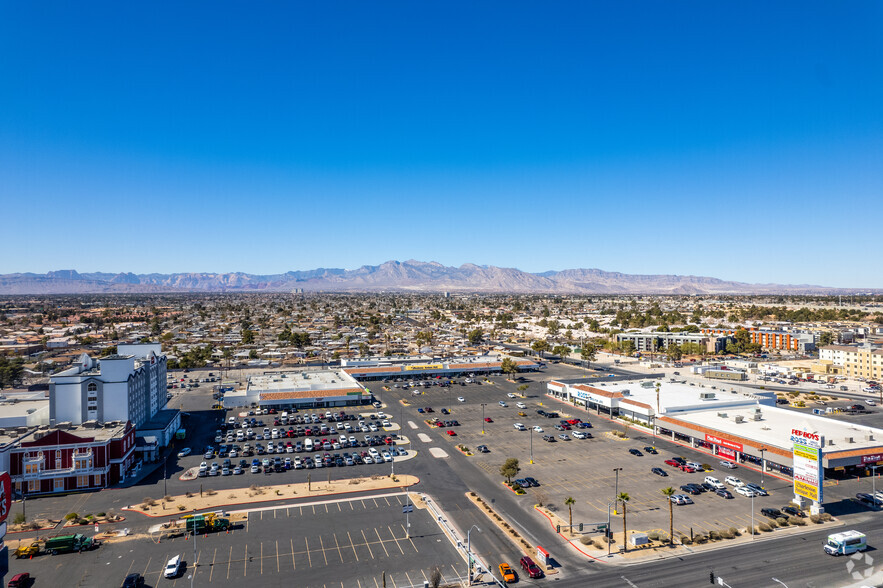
[139,408,180,431]
[0,421,130,445]
[247,369,361,394]
[667,405,883,455]
[0,399,48,418]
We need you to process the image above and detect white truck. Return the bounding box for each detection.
[824,530,867,556]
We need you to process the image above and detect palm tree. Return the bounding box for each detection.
[564,496,575,536]
[661,487,676,545]
[617,492,630,552]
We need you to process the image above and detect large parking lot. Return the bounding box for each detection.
[386,368,803,540]
[7,492,465,588]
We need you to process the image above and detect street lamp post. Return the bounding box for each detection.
[613,467,622,514]
[871,465,879,503]
[481,403,487,435]
[751,491,755,540]
[529,429,534,464]
[759,447,766,485]
[467,525,481,585]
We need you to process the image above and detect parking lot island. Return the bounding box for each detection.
[124,473,419,516]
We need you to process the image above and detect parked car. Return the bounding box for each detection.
[761,508,783,519]
[736,486,757,498]
[680,484,701,495]
[724,476,744,487]
[651,467,668,477]
[855,493,883,507]
[477,445,490,453]
[781,506,805,517]
[524,477,539,487]
[744,483,768,496]
[628,448,643,456]
[643,446,658,454]
[177,447,192,458]
[532,426,543,433]
[164,555,183,578]
[715,489,734,499]
[719,460,738,469]
[122,573,145,587]
[7,574,32,588]
[704,476,725,490]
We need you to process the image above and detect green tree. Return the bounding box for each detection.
[500,458,520,485]
[580,342,597,367]
[531,340,550,359]
[248,349,259,359]
[552,345,570,361]
[241,329,255,345]
[564,496,576,535]
[467,329,484,345]
[620,341,636,356]
[666,344,683,361]
[661,487,676,545]
[500,357,519,381]
[618,492,631,551]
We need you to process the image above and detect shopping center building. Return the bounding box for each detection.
[340,355,539,381]
[548,377,883,510]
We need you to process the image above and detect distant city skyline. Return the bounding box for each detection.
[2,2,882,286]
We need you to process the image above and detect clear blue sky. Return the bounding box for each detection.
[2,2,882,287]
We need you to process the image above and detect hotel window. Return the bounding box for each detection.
[54,478,64,491]
[74,451,92,470]
[27,480,39,493]
[56,455,62,469]
[76,475,89,488]
[94,474,102,486]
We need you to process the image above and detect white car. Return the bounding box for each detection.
[866,399,877,406]
[686,461,703,471]
[514,423,526,431]
[457,397,465,403]
[507,393,516,398]
[719,460,737,469]
[735,486,757,498]
[533,426,543,433]
[725,476,744,487]
[499,401,508,407]
[199,461,208,471]
[164,555,182,578]
[572,431,587,439]
[381,451,392,462]
[381,420,391,427]
[516,402,527,409]
[177,448,192,458]
[704,476,725,490]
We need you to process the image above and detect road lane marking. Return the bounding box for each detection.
[361,529,375,559]
[375,528,390,557]
[347,531,360,561]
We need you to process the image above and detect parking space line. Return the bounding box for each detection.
[227,545,233,579]
[384,496,391,506]
[347,531,360,561]
[142,557,152,578]
[291,538,296,570]
[124,560,135,579]
[287,507,290,517]
[312,505,317,515]
[325,503,330,514]
[405,571,414,586]
[306,537,313,567]
[374,528,391,557]
[388,525,405,554]
[320,535,330,566]
[209,547,217,582]
[350,501,354,510]
[334,533,345,563]
[373,577,380,588]
[276,539,280,572]
[338,502,342,512]
[361,499,367,509]
[260,542,263,575]
[361,529,375,559]
[373,498,380,508]
[244,544,248,577]
[401,524,418,552]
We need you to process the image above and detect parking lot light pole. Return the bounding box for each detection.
[759,447,766,485]
[467,525,481,586]
[751,492,755,540]
[613,468,622,514]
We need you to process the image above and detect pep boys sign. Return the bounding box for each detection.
[791,429,822,449]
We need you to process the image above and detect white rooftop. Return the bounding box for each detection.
[247,369,360,393]
[672,405,883,454]
[584,379,769,414]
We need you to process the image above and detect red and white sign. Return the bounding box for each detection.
[536,545,550,566]
[862,454,883,464]
[0,472,11,524]
[705,434,743,453]
[718,447,736,459]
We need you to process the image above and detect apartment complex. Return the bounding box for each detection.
[820,344,883,380]
[701,327,816,353]
[615,332,730,354]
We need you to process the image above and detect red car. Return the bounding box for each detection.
[664,459,680,467]
[436,422,445,428]
[679,464,695,472]
[425,407,434,413]
[446,430,457,436]
[484,417,493,423]
[567,419,581,425]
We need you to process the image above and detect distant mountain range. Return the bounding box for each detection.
[0,261,874,295]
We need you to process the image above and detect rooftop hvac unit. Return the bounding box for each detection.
[621,389,631,396]
[735,415,745,423]
[717,413,728,418]
[753,412,762,421]
[846,437,855,444]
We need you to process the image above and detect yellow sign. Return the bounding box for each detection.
[794,479,820,502]
[793,447,817,461]
[404,364,443,371]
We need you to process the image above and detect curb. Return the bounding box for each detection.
[533,506,607,562]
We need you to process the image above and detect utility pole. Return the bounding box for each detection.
[613,467,622,514]
[759,447,766,485]
[467,525,481,585]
